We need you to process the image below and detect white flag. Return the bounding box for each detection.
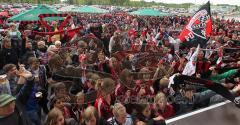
[182,45,200,76]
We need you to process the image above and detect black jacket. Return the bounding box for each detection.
[20,50,36,66]
[0,47,18,68]
[134,113,166,125]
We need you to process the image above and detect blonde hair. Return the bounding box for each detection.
[155,92,167,104]
[78,41,87,48]
[112,103,126,117]
[47,45,57,52]
[45,108,63,125]
[76,92,85,99]
[90,73,101,86]
[159,77,169,88]
[83,106,98,122]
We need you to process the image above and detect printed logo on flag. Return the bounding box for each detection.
[186,10,211,40]
[179,1,212,47]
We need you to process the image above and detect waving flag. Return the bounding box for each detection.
[179,1,212,47]
[173,75,240,107]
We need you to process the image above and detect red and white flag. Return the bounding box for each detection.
[179,1,212,47]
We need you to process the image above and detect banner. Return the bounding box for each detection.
[179,1,212,47]
[33,26,82,36]
[173,75,239,107]
[38,14,71,32]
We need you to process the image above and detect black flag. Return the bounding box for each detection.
[179,1,212,47]
[174,75,240,107]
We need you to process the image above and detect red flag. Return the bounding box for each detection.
[179,1,212,47]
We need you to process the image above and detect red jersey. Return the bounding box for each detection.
[196,60,210,74]
[115,83,138,102]
[94,96,112,120]
[157,104,175,119]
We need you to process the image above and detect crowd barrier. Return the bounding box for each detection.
[166,101,240,125]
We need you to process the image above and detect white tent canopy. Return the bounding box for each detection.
[59,5,76,12]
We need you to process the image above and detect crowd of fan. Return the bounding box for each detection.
[0,13,240,125]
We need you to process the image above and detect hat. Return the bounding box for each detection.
[0,94,16,107]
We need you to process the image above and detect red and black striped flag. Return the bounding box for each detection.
[179,1,212,47]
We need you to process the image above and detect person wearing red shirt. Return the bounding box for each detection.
[115,69,137,103]
[134,67,155,97]
[94,78,116,120]
[196,50,211,78]
[154,92,175,119]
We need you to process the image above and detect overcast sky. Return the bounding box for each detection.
[144,0,240,5]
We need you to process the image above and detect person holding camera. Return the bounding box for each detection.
[0,66,35,125]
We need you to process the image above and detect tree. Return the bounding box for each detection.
[2,0,200,8]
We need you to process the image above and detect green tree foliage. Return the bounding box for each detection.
[4,0,237,9]
[72,0,192,8]
[4,0,60,4]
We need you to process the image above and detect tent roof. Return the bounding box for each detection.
[71,6,109,14]
[9,5,61,21]
[59,5,75,12]
[130,8,170,16]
